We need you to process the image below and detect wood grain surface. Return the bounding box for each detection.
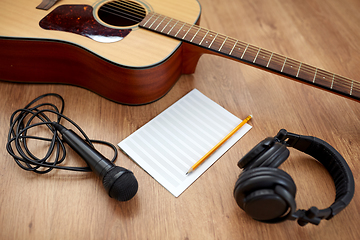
[1,0,359,239]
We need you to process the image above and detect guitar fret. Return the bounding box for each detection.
[160,18,172,32]
[297,63,318,83]
[255,49,273,67]
[313,68,332,88]
[208,33,218,48]
[190,27,201,42]
[142,13,155,27]
[296,62,302,78]
[219,37,228,51]
[174,23,186,37]
[199,30,209,45]
[138,13,359,101]
[241,44,249,59]
[332,75,353,95]
[176,24,192,39]
[182,25,193,39]
[274,57,299,76]
[313,68,318,83]
[266,52,273,68]
[229,40,238,55]
[281,58,287,72]
[167,20,179,34]
[149,15,161,28]
[154,16,166,31]
[253,48,261,63]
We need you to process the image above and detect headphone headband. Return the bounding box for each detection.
[274,129,355,225]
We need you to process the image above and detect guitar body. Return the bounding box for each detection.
[1,0,359,103]
[0,0,202,105]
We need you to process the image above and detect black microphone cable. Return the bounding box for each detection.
[6,93,138,201]
[6,93,116,173]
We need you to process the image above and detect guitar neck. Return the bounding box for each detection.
[140,12,360,101]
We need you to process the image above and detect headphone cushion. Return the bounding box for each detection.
[234,168,296,212]
[238,138,289,170]
[243,189,289,221]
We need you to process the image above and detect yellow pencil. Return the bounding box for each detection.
[186,115,252,174]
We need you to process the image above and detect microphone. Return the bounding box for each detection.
[53,123,138,201]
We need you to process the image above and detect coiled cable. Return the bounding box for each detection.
[6,93,117,174]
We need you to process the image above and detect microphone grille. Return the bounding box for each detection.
[103,166,138,201]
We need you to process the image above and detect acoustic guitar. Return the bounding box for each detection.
[0,0,359,105]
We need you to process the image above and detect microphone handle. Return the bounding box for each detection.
[56,125,114,178]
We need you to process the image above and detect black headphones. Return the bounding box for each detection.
[233,129,354,226]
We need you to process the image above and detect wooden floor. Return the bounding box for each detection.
[1,0,360,239]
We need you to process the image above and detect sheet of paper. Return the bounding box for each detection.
[118,89,252,197]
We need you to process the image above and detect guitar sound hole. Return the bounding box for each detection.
[98,0,146,27]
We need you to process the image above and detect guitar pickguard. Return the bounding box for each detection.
[39,5,131,43]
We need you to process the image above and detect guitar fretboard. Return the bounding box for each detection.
[140,12,360,101]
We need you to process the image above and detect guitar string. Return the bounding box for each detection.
[96,7,359,92]
[124,9,360,92]
[119,0,146,12]
[142,11,360,92]
[144,14,308,69]
[109,0,146,17]
[176,15,359,91]
[107,0,145,13]
[145,13,360,91]
[98,8,139,23]
[154,13,359,91]
[165,19,345,82]
[200,33,359,90]
[104,0,146,19]
[97,0,146,23]
[99,1,145,22]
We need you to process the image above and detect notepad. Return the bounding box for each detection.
[118,89,252,197]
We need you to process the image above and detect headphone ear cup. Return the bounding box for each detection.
[237,137,273,168]
[238,138,290,170]
[250,142,289,169]
[234,168,296,222]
